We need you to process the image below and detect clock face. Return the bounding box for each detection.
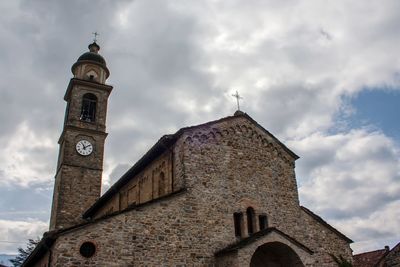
[76,140,93,156]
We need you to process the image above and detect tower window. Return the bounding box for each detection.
[80,93,97,122]
[259,215,268,230]
[246,207,255,235]
[233,212,243,237]
[85,70,98,82]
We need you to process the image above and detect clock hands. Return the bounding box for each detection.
[81,142,91,150]
[76,140,93,156]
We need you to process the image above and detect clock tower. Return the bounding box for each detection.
[50,41,113,230]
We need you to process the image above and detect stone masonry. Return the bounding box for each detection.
[35,113,352,266]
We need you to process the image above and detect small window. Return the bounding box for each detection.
[233,212,243,237]
[247,207,255,235]
[86,70,98,81]
[80,93,97,122]
[259,215,268,230]
[79,242,96,258]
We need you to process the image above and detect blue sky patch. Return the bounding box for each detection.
[347,88,400,141]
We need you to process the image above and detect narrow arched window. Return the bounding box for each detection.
[233,212,243,237]
[259,215,268,230]
[158,171,165,196]
[247,207,255,235]
[80,93,97,122]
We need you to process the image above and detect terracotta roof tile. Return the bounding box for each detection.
[353,248,388,267]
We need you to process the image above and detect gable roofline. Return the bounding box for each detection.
[83,112,299,219]
[301,206,353,243]
[238,111,299,159]
[215,227,313,256]
[182,111,299,160]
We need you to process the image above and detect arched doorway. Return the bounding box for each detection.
[250,242,305,267]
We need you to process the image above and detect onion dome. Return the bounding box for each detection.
[77,42,106,65]
[72,42,109,78]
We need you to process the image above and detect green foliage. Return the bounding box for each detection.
[9,238,40,267]
[329,253,353,267]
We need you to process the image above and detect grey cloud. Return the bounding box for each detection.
[291,130,400,251]
[250,81,338,138]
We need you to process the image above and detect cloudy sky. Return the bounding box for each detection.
[0,0,399,256]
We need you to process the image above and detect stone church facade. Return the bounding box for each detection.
[23,42,353,267]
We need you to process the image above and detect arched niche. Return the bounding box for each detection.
[250,242,305,267]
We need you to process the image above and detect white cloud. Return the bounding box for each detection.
[0,219,47,255]
[288,129,400,253]
[335,200,400,253]
[0,122,56,187]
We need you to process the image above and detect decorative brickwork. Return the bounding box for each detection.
[93,151,173,219]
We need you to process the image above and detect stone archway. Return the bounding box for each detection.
[250,242,305,267]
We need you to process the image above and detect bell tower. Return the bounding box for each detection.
[50,41,113,230]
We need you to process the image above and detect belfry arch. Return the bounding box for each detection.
[250,242,305,267]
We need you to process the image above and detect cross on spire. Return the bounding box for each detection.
[232,90,243,111]
[92,31,99,42]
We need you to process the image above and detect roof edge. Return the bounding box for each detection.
[301,206,353,243]
[83,134,178,218]
[179,112,299,160]
[239,112,299,159]
[21,233,56,267]
[215,227,313,256]
[353,248,389,257]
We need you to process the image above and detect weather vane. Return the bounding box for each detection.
[92,31,99,42]
[232,90,243,111]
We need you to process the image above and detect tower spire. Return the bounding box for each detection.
[92,31,99,42]
[232,90,243,111]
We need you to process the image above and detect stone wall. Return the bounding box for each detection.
[57,130,107,170]
[50,164,103,230]
[46,115,352,266]
[385,244,400,266]
[215,251,238,267]
[299,209,353,266]
[93,150,173,219]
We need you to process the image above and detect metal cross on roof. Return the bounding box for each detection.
[232,90,243,111]
[92,32,99,42]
